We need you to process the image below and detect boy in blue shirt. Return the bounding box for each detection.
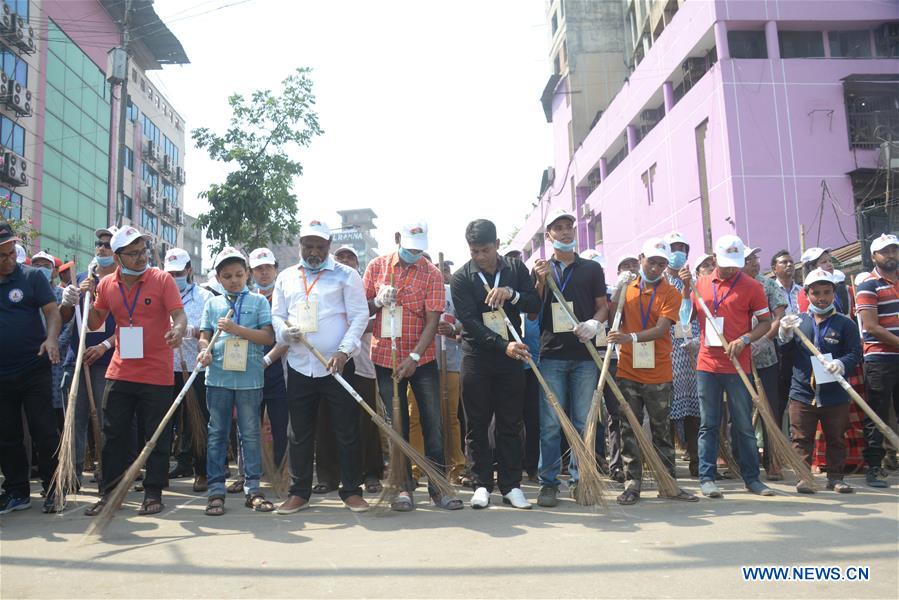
[779,268,861,494]
[199,247,275,515]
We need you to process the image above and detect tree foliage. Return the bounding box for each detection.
[192,67,323,254]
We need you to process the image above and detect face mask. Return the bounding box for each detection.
[808,303,835,315]
[120,265,147,276]
[37,267,52,281]
[669,251,687,270]
[300,257,323,273]
[174,276,189,292]
[398,247,421,265]
[552,239,577,253]
[96,255,115,268]
[639,265,662,284]
[256,282,275,292]
[679,298,693,326]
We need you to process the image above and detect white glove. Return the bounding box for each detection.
[824,359,845,376]
[263,355,273,368]
[780,314,801,330]
[573,319,599,342]
[60,284,80,307]
[681,338,700,354]
[610,271,636,299]
[185,324,199,339]
[373,285,398,308]
[283,326,305,344]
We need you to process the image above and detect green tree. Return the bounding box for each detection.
[192,67,323,254]
[0,195,39,252]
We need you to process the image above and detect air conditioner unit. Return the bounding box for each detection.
[145,140,158,162]
[5,80,31,116]
[175,207,183,226]
[0,71,10,102]
[175,166,185,185]
[144,185,158,207]
[12,16,34,53]
[161,154,171,174]
[1,150,27,187]
[0,5,13,36]
[580,204,594,219]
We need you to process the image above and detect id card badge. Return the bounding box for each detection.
[119,327,144,359]
[704,317,725,347]
[595,322,608,347]
[633,340,656,369]
[379,306,403,339]
[811,352,837,385]
[674,322,691,339]
[551,301,576,333]
[483,310,508,340]
[223,338,249,372]
[297,301,319,333]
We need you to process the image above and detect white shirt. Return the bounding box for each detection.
[775,278,802,314]
[271,256,369,378]
[174,283,214,372]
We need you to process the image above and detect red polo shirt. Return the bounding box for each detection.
[94,267,183,386]
[691,270,770,374]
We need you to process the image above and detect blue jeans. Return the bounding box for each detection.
[206,386,263,498]
[538,359,599,486]
[696,371,760,485]
[375,361,445,496]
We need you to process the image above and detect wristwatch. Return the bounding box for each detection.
[740,335,751,346]
[409,352,421,364]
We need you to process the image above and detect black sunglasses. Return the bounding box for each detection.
[95,241,111,249]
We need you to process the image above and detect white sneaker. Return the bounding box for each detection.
[470,486,490,509]
[502,488,532,509]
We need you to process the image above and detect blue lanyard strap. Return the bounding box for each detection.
[180,284,195,305]
[226,292,247,326]
[552,261,575,294]
[712,272,741,315]
[117,282,143,326]
[812,315,832,349]
[638,279,658,330]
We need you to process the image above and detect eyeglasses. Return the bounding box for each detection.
[95,241,111,249]
[118,249,150,259]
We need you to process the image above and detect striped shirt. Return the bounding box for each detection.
[856,268,899,362]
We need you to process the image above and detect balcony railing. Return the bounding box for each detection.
[848,110,899,149]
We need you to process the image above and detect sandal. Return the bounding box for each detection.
[616,490,640,506]
[226,479,244,494]
[137,497,165,515]
[245,494,275,512]
[84,498,107,517]
[390,492,415,512]
[661,489,700,502]
[205,496,225,516]
[312,483,337,494]
[431,495,464,511]
[365,480,382,494]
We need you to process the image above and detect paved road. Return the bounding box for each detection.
[1,471,897,599]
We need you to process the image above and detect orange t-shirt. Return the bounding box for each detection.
[615,276,681,384]
[93,267,184,386]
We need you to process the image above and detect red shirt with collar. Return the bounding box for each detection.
[94,267,184,386]
[691,269,770,374]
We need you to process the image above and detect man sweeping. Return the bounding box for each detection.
[607,238,698,505]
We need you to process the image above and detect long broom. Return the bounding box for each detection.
[82,361,102,480]
[719,395,742,478]
[695,296,814,487]
[793,326,899,449]
[291,331,455,502]
[545,276,681,500]
[751,361,781,473]
[85,310,233,538]
[49,291,93,511]
[380,305,411,506]
[178,349,209,463]
[437,252,454,465]
[486,285,608,508]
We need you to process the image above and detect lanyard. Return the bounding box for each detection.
[812,315,832,350]
[117,282,143,326]
[299,267,324,300]
[638,279,659,330]
[477,270,501,290]
[712,272,741,315]
[552,261,575,294]
[180,284,195,305]
[226,292,247,325]
[833,293,843,312]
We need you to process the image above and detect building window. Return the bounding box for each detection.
[845,81,899,149]
[123,146,133,171]
[142,163,159,188]
[141,115,161,147]
[593,213,603,246]
[551,11,558,36]
[728,31,768,58]
[0,187,22,220]
[141,207,158,234]
[1,43,27,85]
[4,0,28,19]
[0,115,24,155]
[162,223,176,245]
[779,31,825,58]
[163,135,179,166]
[874,23,899,57]
[641,164,657,206]
[123,194,133,220]
[829,30,872,58]
[127,96,138,121]
[162,182,177,212]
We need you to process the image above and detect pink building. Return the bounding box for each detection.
[513,0,899,272]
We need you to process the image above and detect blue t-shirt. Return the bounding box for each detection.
[201,291,272,390]
[0,264,57,378]
[64,271,117,367]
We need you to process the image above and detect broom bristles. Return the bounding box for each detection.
[554,399,607,508]
[84,441,156,539]
[718,421,742,477]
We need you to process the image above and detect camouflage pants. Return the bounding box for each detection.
[616,378,676,492]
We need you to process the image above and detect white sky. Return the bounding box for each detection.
[150,0,553,266]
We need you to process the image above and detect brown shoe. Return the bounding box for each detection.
[193,476,208,492]
[276,495,309,514]
[343,495,370,513]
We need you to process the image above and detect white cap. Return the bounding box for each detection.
[544,209,576,231]
[832,268,846,284]
[800,247,830,264]
[804,268,835,288]
[95,226,115,239]
[579,248,605,268]
[616,253,639,269]
[641,237,671,261]
[111,226,147,252]
[31,251,56,265]
[248,247,276,268]
[213,246,247,270]
[163,247,190,272]
[299,219,331,241]
[334,245,359,259]
[400,221,429,251]
[870,233,899,254]
[854,271,870,287]
[694,253,713,271]
[15,243,25,264]
[663,231,689,248]
[714,234,746,269]
[744,246,761,259]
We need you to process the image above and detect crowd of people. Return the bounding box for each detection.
[0,211,896,519]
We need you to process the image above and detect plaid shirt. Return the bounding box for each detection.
[363,253,445,368]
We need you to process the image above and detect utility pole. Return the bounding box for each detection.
[114,0,132,228]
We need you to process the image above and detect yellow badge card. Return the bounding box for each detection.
[551,301,576,333]
[482,310,508,340]
[222,338,248,372]
[297,301,319,333]
[633,340,656,369]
